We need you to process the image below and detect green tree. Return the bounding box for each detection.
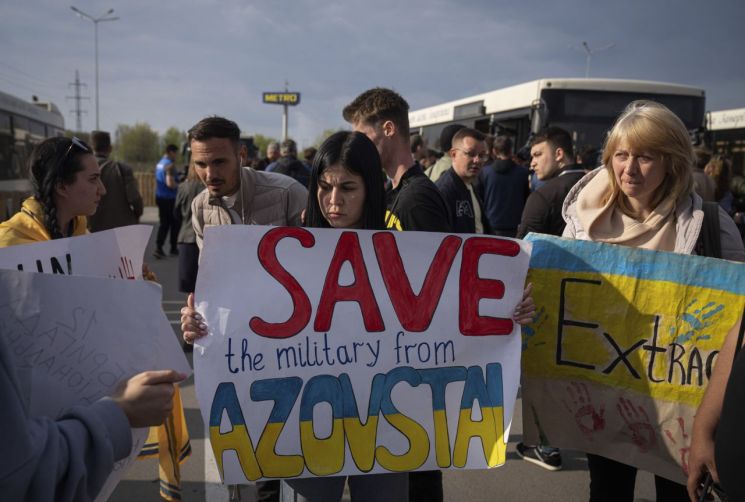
[252,133,280,158]
[114,122,160,169]
[162,126,185,165]
[313,128,340,148]
[162,126,185,152]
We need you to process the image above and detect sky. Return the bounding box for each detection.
[1,0,743,148]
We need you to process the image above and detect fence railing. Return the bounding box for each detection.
[134,172,156,207]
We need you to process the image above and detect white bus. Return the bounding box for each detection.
[409,78,706,153]
[0,89,65,219]
[707,107,745,173]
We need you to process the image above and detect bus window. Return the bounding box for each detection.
[542,89,705,130]
[29,119,46,138]
[0,111,10,133]
[474,118,490,134]
[541,89,705,148]
[12,115,29,139]
[712,129,745,176]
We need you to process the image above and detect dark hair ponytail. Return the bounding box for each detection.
[29,136,90,238]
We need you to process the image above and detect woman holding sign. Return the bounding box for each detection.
[283,131,410,501]
[561,101,745,501]
[0,136,191,502]
[181,131,536,501]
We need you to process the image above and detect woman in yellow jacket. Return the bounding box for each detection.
[0,136,191,501]
[0,137,101,244]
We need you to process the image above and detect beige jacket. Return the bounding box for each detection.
[191,166,307,249]
[562,168,745,261]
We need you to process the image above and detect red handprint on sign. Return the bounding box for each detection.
[118,257,136,280]
[617,397,657,453]
[664,416,691,474]
[562,381,606,439]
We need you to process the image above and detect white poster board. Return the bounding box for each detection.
[0,225,189,500]
[0,225,152,279]
[194,225,530,483]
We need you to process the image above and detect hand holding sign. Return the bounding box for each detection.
[181,293,207,344]
[112,370,187,427]
[513,283,536,325]
[194,225,531,482]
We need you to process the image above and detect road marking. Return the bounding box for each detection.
[205,436,230,502]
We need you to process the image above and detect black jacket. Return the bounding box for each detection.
[386,164,451,232]
[478,159,529,232]
[272,156,309,187]
[435,167,491,234]
[517,165,585,238]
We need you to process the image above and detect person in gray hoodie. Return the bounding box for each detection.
[0,331,184,502]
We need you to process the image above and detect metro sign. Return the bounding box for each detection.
[263,92,301,105]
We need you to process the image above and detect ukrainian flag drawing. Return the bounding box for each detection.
[520,233,745,482]
[522,234,745,406]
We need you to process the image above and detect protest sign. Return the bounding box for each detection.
[0,225,189,500]
[193,225,530,483]
[521,234,745,483]
[0,268,191,498]
[0,269,191,416]
[0,225,152,279]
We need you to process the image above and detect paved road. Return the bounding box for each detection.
[110,210,656,501]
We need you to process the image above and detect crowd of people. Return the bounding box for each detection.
[1,86,744,502]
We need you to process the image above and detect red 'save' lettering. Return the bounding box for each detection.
[250,229,522,339]
[374,232,462,332]
[314,231,385,332]
[459,237,520,336]
[249,227,314,338]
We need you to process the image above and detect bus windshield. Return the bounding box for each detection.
[542,89,706,147]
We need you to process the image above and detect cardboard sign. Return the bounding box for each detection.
[521,234,745,483]
[0,225,190,500]
[193,225,531,483]
[0,225,152,279]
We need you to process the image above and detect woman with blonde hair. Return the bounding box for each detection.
[561,101,745,500]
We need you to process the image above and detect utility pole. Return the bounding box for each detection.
[66,70,89,132]
[282,80,289,142]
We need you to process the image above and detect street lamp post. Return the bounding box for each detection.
[578,41,615,78]
[70,6,119,130]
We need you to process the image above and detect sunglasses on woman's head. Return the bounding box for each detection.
[65,136,90,156]
[55,136,90,172]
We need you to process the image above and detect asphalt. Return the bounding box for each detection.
[108,208,656,501]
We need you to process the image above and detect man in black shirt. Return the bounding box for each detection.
[515,126,585,472]
[343,87,450,234]
[343,88,450,502]
[435,127,491,234]
[517,127,586,239]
